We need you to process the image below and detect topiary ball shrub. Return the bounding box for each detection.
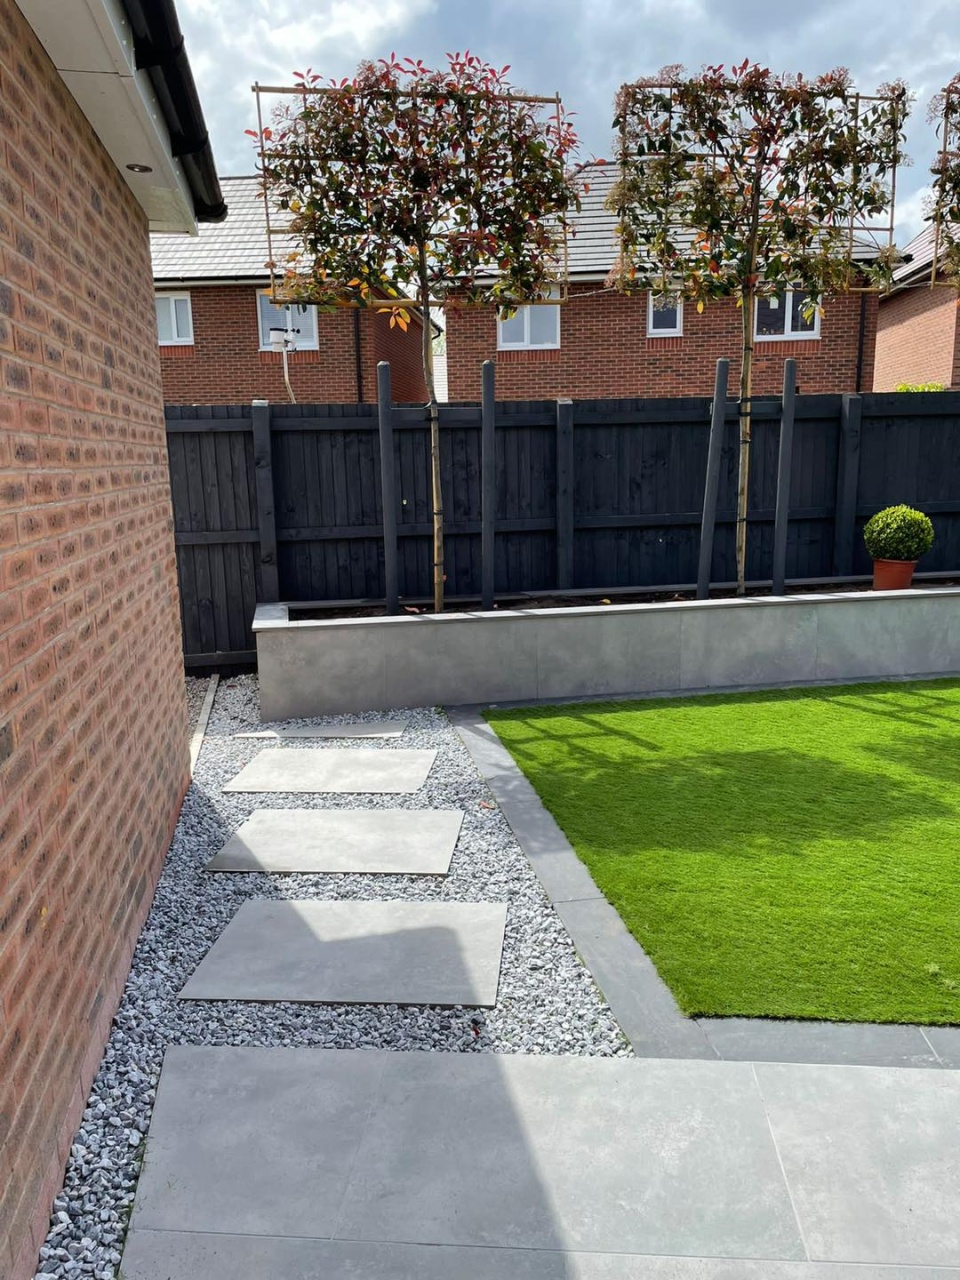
[863,505,935,562]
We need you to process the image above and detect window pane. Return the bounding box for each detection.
[790,290,817,334]
[528,303,559,346]
[498,309,526,346]
[258,293,289,346]
[173,296,191,341]
[155,297,173,343]
[650,299,679,332]
[290,303,317,348]
[756,294,787,336]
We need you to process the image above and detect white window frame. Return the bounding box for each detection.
[257,291,320,351]
[155,292,193,346]
[754,287,821,342]
[647,292,683,337]
[496,297,561,351]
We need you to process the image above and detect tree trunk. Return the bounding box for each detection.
[418,248,443,614]
[736,285,755,596]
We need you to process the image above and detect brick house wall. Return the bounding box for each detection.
[0,4,191,1277]
[873,277,960,390]
[446,284,877,400]
[157,284,427,405]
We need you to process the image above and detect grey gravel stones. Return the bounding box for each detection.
[32,676,629,1280]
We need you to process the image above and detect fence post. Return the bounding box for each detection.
[481,360,496,610]
[833,393,863,577]
[555,398,575,590]
[771,358,797,596]
[696,359,730,599]
[377,362,399,614]
[251,398,280,603]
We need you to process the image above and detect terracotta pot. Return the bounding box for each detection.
[872,558,918,591]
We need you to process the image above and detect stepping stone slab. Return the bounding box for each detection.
[205,808,464,875]
[222,748,436,794]
[179,900,506,1006]
[235,719,408,740]
[124,1048,805,1264]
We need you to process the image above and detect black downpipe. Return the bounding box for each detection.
[855,291,867,392]
[120,0,226,223]
[353,308,364,403]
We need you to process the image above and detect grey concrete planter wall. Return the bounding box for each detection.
[253,588,960,719]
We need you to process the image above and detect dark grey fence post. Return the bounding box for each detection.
[772,358,797,596]
[251,398,280,602]
[556,398,575,590]
[481,360,496,610]
[833,393,863,577]
[377,362,399,613]
[696,359,730,599]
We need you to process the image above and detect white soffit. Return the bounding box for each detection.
[16,0,197,233]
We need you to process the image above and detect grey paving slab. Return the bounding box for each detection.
[120,1230,960,1280]
[128,1046,387,1238]
[756,1062,960,1267]
[125,1048,803,1264]
[235,719,408,739]
[701,1019,941,1068]
[179,900,507,1006]
[923,1026,960,1067]
[336,1053,803,1259]
[205,808,463,875]
[221,747,436,793]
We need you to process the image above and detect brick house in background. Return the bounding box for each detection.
[446,163,879,401]
[873,224,960,390]
[151,175,428,405]
[0,2,223,1276]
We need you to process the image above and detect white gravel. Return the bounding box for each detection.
[33,674,629,1279]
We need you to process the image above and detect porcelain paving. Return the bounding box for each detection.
[235,719,408,739]
[221,748,436,793]
[205,808,463,875]
[179,900,507,1006]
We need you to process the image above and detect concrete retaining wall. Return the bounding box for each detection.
[253,589,960,718]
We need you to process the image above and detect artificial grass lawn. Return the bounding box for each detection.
[487,680,960,1025]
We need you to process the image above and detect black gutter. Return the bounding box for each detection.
[120,0,227,223]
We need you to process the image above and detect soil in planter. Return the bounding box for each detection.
[288,578,960,622]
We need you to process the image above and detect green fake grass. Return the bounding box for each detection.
[487,680,960,1024]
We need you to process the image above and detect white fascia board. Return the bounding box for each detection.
[17,0,197,233]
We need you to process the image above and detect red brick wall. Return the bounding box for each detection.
[0,5,190,1277]
[873,278,959,390]
[446,285,877,400]
[158,284,427,404]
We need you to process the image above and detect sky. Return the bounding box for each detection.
[178,0,960,246]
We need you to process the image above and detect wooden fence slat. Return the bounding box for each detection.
[377,362,399,614]
[481,360,496,610]
[251,399,280,603]
[556,399,575,589]
[833,393,863,577]
[772,359,797,596]
[697,360,730,599]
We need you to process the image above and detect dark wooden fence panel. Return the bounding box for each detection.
[166,390,960,666]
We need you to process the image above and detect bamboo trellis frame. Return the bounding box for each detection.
[929,81,959,286]
[614,80,905,294]
[251,80,574,311]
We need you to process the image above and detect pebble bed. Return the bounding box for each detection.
[33,674,630,1279]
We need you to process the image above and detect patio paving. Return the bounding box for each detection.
[235,719,408,739]
[121,1046,960,1276]
[178,900,507,1006]
[222,747,436,793]
[205,807,464,875]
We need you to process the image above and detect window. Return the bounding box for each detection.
[257,292,319,350]
[155,293,193,345]
[496,298,560,350]
[647,293,683,337]
[755,288,820,341]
